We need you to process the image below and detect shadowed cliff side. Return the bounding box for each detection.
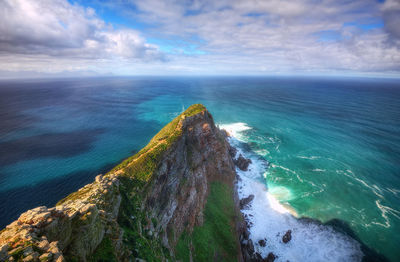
[0,104,245,262]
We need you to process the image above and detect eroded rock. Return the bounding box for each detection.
[240,194,255,209]
[234,154,252,171]
[265,252,276,262]
[258,239,266,247]
[282,230,292,243]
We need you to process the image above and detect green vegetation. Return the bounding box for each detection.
[9,247,24,261]
[175,182,238,262]
[183,104,207,117]
[57,184,94,205]
[88,236,117,262]
[175,231,191,261]
[117,176,171,262]
[108,104,206,181]
[9,241,43,261]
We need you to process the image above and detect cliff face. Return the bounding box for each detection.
[0,104,244,262]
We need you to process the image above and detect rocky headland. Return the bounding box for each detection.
[0,104,271,262]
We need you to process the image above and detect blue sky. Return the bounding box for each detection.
[0,0,399,77]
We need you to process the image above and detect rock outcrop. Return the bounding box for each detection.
[234,155,252,171]
[240,194,255,210]
[0,104,248,262]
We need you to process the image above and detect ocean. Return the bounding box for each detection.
[0,76,399,261]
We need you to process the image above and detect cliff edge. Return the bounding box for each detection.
[0,104,246,262]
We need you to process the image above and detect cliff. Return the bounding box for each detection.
[0,104,247,262]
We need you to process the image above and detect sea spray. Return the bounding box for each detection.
[221,123,364,262]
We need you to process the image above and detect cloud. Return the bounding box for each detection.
[0,0,399,76]
[381,0,400,41]
[0,0,164,62]
[124,0,400,74]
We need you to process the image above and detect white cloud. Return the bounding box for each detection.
[0,0,165,73]
[0,0,399,76]
[125,0,400,74]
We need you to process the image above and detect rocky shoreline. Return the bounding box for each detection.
[230,144,292,262]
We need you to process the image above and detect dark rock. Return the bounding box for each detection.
[243,229,250,240]
[240,194,255,209]
[265,252,276,262]
[243,249,252,262]
[229,145,237,158]
[234,154,252,171]
[255,252,263,260]
[247,239,255,254]
[258,239,266,247]
[282,230,292,243]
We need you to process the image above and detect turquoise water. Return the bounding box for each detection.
[0,77,399,261]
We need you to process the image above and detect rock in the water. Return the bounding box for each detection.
[282,230,292,243]
[265,252,276,262]
[240,194,255,209]
[234,154,252,171]
[258,239,266,247]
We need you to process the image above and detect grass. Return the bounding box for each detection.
[88,236,117,262]
[175,231,191,261]
[175,182,238,262]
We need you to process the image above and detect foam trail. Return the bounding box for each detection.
[221,123,363,262]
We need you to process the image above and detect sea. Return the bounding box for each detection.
[0,76,399,261]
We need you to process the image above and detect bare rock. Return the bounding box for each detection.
[229,145,237,158]
[234,154,252,171]
[39,253,53,261]
[258,239,266,247]
[282,230,292,243]
[265,252,276,262]
[243,229,250,240]
[240,194,255,209]
[0,244,8,260]
[247,239,254,254]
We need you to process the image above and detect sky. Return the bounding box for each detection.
[1,0,400,77]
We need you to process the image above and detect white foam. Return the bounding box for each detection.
[224,123,363,262]
[220,123,252,142]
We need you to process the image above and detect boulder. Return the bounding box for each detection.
[234,154,252,171]
[258,239,266,247]
[240,195,254,209]
[265,252,276,262]
[282,230,292,243]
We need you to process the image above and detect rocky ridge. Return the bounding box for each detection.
[0,104,263,262]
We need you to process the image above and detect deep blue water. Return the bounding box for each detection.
[0,77,399,261]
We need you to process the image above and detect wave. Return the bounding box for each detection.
[219,123,252,142]
[223,123,363,262]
